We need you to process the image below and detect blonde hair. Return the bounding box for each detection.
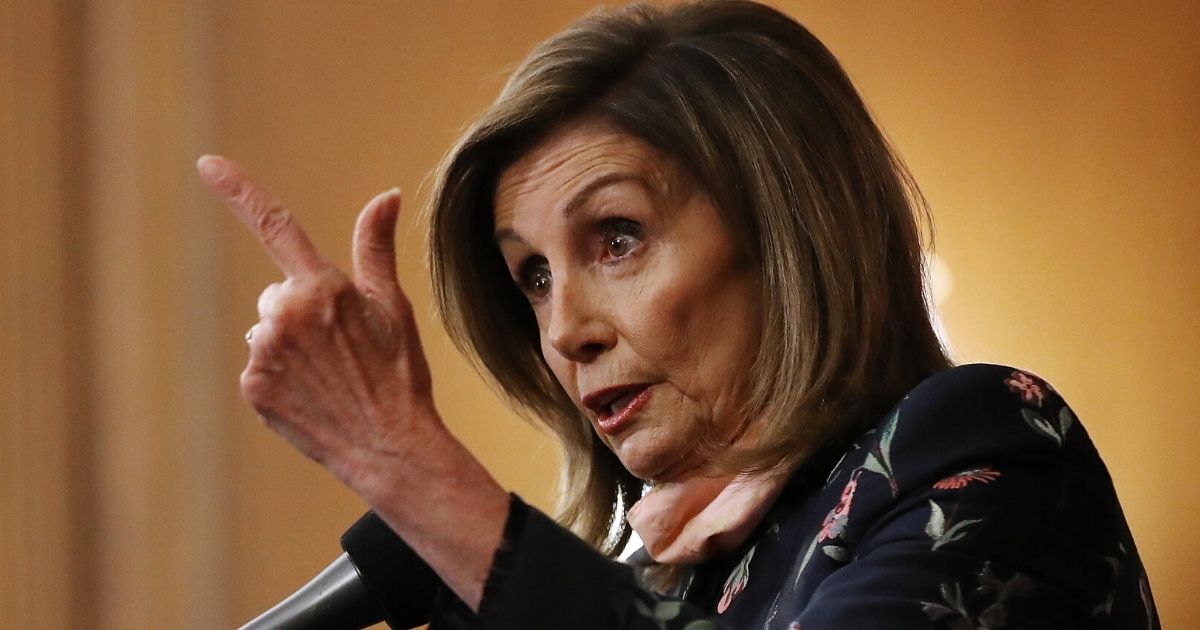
[427,1,951,556]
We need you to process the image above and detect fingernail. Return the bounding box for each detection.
[196,154,217,171]
[196,155,222,181]
[196,156,236,197]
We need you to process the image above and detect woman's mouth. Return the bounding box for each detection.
[583,384,652,432]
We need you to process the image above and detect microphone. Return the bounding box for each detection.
[238,511,439,630]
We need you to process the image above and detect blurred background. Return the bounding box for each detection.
[2,1,1195,628]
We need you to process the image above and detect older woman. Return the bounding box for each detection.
[199,1,1158,628]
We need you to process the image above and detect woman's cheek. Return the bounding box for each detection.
[623,273,704,370]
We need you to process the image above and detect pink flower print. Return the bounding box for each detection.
[1005,371,1045,406]
[819,470,861,542]
[717,545,755,613]
[934,466,1001,490]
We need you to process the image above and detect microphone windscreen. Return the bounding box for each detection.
[341,511,440,629]
[236,553,381,630]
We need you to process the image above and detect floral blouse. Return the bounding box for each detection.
[418,364,1159,629]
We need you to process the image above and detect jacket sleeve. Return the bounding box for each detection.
[429,494,729,630]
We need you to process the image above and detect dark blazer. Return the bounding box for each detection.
[430,364,1159,629]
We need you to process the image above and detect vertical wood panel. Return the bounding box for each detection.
[0,1,78,627]
[82,1,227,627]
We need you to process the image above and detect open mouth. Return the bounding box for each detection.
[583,384,652,434]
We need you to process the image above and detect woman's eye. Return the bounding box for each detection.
[520,263,552,299]
[600,220,643,262]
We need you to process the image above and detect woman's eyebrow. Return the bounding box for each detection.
[493,228,525,245]
[561,172,645,218]
[493,171,654,244]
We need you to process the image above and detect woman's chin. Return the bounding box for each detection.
[613,444,671,481]
[613,440,697,483]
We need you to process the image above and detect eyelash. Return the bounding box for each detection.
[518,259,552,299]
[600,219,644,263]
[516,218,644,300]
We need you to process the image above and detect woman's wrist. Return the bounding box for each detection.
[338,409,511,611]
[328,405,447,504]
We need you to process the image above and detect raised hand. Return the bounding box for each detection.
[196,155,436,490]
[197,156,510,610]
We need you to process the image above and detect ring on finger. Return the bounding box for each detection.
[245,323,258,345]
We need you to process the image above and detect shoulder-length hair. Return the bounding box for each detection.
[427,0,951,556]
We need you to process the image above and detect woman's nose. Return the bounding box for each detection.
[546,273,616,363]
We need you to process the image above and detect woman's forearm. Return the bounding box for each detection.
[346,417,511,612]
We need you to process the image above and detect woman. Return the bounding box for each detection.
[199,1,1158,628]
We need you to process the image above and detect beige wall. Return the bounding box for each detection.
[2,1,1194,628]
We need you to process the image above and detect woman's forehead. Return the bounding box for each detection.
[492,121,674,230]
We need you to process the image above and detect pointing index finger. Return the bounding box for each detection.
[197,155,324,276]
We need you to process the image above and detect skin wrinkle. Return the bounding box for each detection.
[492,119,762,483]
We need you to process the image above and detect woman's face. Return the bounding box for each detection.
[493,120,762,483]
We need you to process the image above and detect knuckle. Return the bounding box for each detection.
[318,267,352,291]
[364,238,394,261]
[239,367,272,402]
[276,280,322,315]
[255,204,293,246]
[291,268,344,301]
[257,271,358,341]
[267,309,305,342]
[257,283,284,316]
[270,297,329,339]
[251,319,282,348]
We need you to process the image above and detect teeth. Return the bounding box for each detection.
[608,391,638,416]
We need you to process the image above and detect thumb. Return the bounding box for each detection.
[352,188,402,302]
